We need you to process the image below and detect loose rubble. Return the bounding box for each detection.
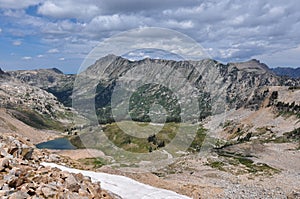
[0,134,112,199]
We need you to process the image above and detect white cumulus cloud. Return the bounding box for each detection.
[47,48,60,53]
[2,0,300,68]
[0,0,41,9]
[37,0,100,20]
[12,41,22,46]
[22,56,32,60]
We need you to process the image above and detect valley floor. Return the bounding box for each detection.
[41,141,300,198]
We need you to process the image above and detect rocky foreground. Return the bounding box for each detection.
[0,133,113,199]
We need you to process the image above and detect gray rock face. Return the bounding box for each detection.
[8,68,75,107]
[8,68,68,89]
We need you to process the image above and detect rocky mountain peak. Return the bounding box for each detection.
[0,68,5,75]
[50,68,64,74]
[229,59,270,74]
[95,54,120,63]
[0,68,10,79]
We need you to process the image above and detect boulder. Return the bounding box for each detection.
[8,191,29,199]
[287,190,300,199]
[41,186,57,198]
[21,148,34,160]
[0,158,10,171]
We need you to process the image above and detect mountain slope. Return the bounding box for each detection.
[0,109,60,144]
[0,70,73,131]
[8,68,75,107]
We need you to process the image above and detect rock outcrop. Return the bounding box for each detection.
[8,68,75,107]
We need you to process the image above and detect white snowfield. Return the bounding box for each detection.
[41,162,191,199]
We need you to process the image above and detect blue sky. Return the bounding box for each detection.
[0,0,300,74]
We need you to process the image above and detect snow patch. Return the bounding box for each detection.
[41,162,191,199]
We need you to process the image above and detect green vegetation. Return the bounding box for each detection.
[188,127,207,152]
[96,106,115,124]
[265,127,300,148]
[8,108,66,131]
[70,121,208,154]
[103,121,208,153]
[214,150,280,175]
[275,101,300,119]
[46,86,73,107]
[238,157,279,174]
[128,83,181,123]
[102,121,179,153]
[213,132,253,151]
[78,157,108,168]
[207,161,225,171]
[45,77,75,107]
[277,111,300,119]
[94,83,213,124]
[285,128,300,141]
[288,86,300,90]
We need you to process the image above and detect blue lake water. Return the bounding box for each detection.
[36,138,77,150]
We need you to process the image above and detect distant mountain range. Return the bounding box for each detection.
[271,67,300,78]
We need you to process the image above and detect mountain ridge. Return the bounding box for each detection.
[6,56,300,124]
[271,66,300,78]
[73,55,281,123]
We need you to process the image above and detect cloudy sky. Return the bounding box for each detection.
[0,0,300,73]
